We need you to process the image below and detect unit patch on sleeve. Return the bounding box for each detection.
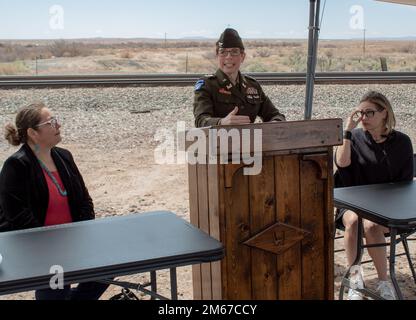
[194,80,205,91]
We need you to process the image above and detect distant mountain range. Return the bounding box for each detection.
[320,36,416,41]
[1,36,415,43]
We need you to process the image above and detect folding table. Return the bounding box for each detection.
[0,211,224,299]
[334,181,416,299]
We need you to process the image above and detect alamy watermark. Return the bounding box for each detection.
[154,122,263,176]
[349,5,365,30]
[49,265,64,290]
[49,5,64,30]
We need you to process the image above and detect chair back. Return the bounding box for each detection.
[414,153,416,177]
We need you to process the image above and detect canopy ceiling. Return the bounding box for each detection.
[375,0,416,6]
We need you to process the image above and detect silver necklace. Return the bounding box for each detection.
[38,159,68,197]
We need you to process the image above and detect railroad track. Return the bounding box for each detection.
[1,72,416,88]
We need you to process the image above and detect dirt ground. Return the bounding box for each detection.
[1,141,415,300]
[0,84,415,300]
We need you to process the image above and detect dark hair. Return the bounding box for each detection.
[4,102,45,146]
[360,91,396,135]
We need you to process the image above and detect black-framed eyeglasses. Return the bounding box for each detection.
[218,48,242,57]
[36,116,60,129]
[353,109,383,121]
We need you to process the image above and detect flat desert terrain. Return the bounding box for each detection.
[1,38,416,75]
[0,83,415,299]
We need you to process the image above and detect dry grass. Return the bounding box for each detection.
[119,50,134,59]
[0,61,27,75]
[0,39,416,74]
[48,40,91,58]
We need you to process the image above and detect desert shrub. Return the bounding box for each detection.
[334,61,346,71]
[202,51,216,60]
[244,62,268,72]
[201,51,217,69]
[397,44,415,54]
[49,40,91,57]
[253,48,271,58]
[279,41,302,48]
[0,44,52,62]
[286,49,307,72]
[0,61,27,75]
[321,43,337,49]
[120,50,134,59]
[325,50,334,59]
[246,40,302,49]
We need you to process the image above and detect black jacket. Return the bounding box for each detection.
[335,129,414,187]
[0,144,94,231]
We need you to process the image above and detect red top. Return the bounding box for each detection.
[42,169,73,226]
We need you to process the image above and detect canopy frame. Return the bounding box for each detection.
[303,0,415,119]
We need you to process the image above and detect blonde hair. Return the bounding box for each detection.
[360,91,396,135]
[4,102,45,146]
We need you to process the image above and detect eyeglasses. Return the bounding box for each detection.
[36,116,60,129]
[218,48,243,57]
[353,109,384,121]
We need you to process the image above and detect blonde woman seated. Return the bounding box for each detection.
[335,91,414,300]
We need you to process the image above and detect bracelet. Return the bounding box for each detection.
[343,130,352,140]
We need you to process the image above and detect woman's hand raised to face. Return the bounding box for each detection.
[219,107,251,126]
[345,109,363,131]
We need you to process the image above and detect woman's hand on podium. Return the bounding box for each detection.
[219,107,251,126]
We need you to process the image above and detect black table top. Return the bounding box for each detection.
[334,181,416,228]
[0,211,224,295]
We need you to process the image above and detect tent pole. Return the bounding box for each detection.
[305,0,321,120]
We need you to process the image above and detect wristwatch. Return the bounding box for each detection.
[343,130,352,140]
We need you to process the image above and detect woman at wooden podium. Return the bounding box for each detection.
[193,28,286,127]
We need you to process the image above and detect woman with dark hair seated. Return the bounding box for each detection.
[0,102,109,300]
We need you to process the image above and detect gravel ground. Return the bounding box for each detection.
[0,83,415,300]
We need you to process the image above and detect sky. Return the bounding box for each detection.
[1,0,416,40]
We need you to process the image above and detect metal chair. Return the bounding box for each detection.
[335,153,416,299]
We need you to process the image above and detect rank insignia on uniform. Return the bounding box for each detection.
[247,87,258,95]
[219,88,232,95]
[226,84,233,90]
[194,80,205,91]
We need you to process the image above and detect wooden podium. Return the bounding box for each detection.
[187,119,342,300]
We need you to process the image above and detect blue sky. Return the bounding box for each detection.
[1,0,416,39]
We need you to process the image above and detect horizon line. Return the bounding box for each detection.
[1,36,416,42]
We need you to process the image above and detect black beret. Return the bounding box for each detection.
[217,28,244,50]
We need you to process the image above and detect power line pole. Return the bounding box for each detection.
[363,28,366,56]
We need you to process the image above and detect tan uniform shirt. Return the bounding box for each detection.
[193,69,285,128]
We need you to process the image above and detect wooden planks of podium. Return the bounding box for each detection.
[187,119,343,300]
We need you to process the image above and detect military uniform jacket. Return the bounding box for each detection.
[193,69,285,128]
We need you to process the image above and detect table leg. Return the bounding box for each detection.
[400,234,416,284]
[170,268,178,300]
[389,228,403,300]
[150,271,157,300]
